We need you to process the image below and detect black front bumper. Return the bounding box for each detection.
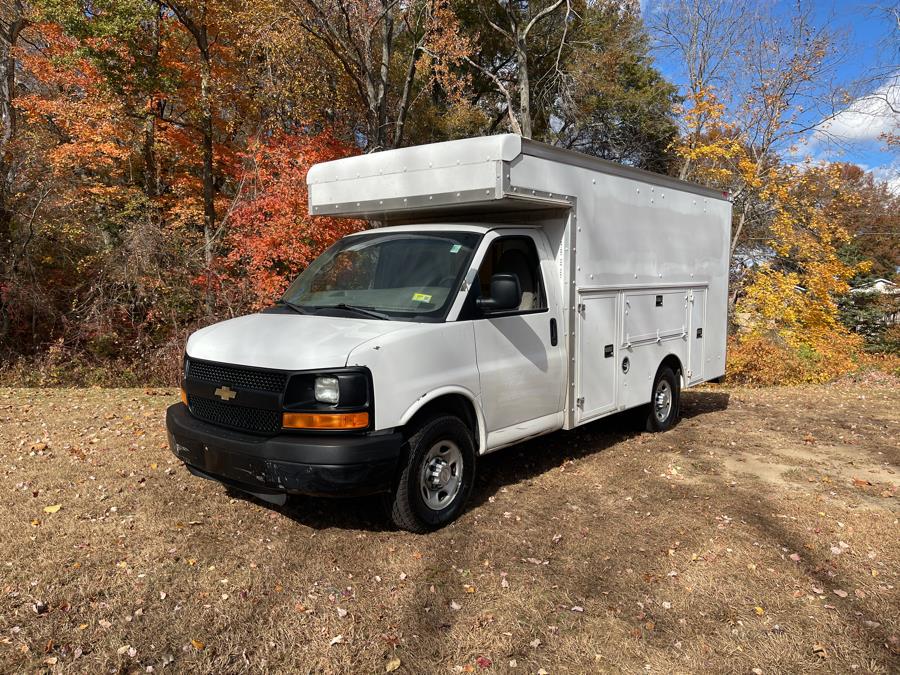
[166,403,403,498]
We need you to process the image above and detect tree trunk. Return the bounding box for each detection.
[1,2,25,215]
[516,41,531,139]
[142,10,161,199]
[199,41,215,317]
[0,1,26,339]
[159,0,217,316]
[142,112,158,198]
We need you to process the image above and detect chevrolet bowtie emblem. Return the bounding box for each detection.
[214,386,237,401]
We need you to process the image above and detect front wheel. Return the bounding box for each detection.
[388,415,476,533]
[644,366,680,432]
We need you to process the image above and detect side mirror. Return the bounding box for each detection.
[477,273,521,312]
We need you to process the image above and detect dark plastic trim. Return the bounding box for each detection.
[166,404,403,496]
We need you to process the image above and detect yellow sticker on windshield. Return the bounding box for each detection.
[412,293,433,303]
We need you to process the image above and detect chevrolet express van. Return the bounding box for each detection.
[166,135,730,532]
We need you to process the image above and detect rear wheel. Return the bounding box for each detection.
[388,415,476,533]
[644,366,680,432]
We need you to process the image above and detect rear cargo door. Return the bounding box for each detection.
[688,288,707,384]
[576,293,618,421]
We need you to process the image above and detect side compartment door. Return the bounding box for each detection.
[576,293,618,421]
[688,288,707,384]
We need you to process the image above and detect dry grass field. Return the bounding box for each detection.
[1,376,898,673]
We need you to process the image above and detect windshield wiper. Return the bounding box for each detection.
[275,299,310,315]
[325,303,392,320]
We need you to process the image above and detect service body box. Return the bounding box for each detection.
[308,135,731,428]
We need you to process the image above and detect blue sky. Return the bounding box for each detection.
[642,0,899,190]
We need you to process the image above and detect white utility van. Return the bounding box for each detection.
[166,134,731,532]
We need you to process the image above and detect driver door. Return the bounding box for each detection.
[464,229,565,446]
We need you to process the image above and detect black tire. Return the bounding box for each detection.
[388,415,476,533]
[644,366,680,432]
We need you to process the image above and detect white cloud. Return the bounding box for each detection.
[814,73,900,144]
[866,161,900,195]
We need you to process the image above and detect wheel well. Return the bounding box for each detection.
[404,394,480,452]
[659,354,683,384]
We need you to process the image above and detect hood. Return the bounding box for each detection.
[185,313,414,371]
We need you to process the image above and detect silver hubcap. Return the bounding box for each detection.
[654,380,672,422]
[419,440,463,511]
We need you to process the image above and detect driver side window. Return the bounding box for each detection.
[477,236,547,313]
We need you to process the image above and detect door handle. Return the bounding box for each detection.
[550,318,558,346]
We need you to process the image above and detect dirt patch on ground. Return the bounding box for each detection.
[1,382,897,673]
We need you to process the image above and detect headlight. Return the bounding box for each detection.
[314,376,340,404]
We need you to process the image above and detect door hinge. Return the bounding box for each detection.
[576,397,584,408]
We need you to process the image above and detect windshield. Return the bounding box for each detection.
[280,230,482,320]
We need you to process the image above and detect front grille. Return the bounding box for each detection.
[188,395,281,434]
[187,359,288,393]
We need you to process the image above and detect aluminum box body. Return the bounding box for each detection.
[308,135,731,430]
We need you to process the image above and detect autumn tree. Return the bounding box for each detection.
[224,131,363,309]
[284,0,469,151]
[660,0,843,256]
[651,0,749,180]
[153,0,219,314]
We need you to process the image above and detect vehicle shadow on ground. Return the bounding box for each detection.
[469,390,731,509]
[235,389,730,532]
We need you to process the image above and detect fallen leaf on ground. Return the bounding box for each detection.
[43,504,61,514]
[385,656,401,672]
[329,635,343,646]
[190,639,205,651]
[754,606,765,616]
[813,642,828,658]
[450,600,462,611]
[833,589,848,598]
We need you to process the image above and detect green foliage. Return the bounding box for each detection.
[838,290,900,354]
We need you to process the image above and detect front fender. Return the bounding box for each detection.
[346,321,481,436]
[397,385,487,454]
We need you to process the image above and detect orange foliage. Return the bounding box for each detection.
[16,23,131,178]
[224,131,365,309]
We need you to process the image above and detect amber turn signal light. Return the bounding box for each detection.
[282,412,369,430]
[180,387,188,406]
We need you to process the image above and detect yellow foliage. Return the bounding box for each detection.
[672,86,744,186]
[730,163,871,384]
[728,330,863,385]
